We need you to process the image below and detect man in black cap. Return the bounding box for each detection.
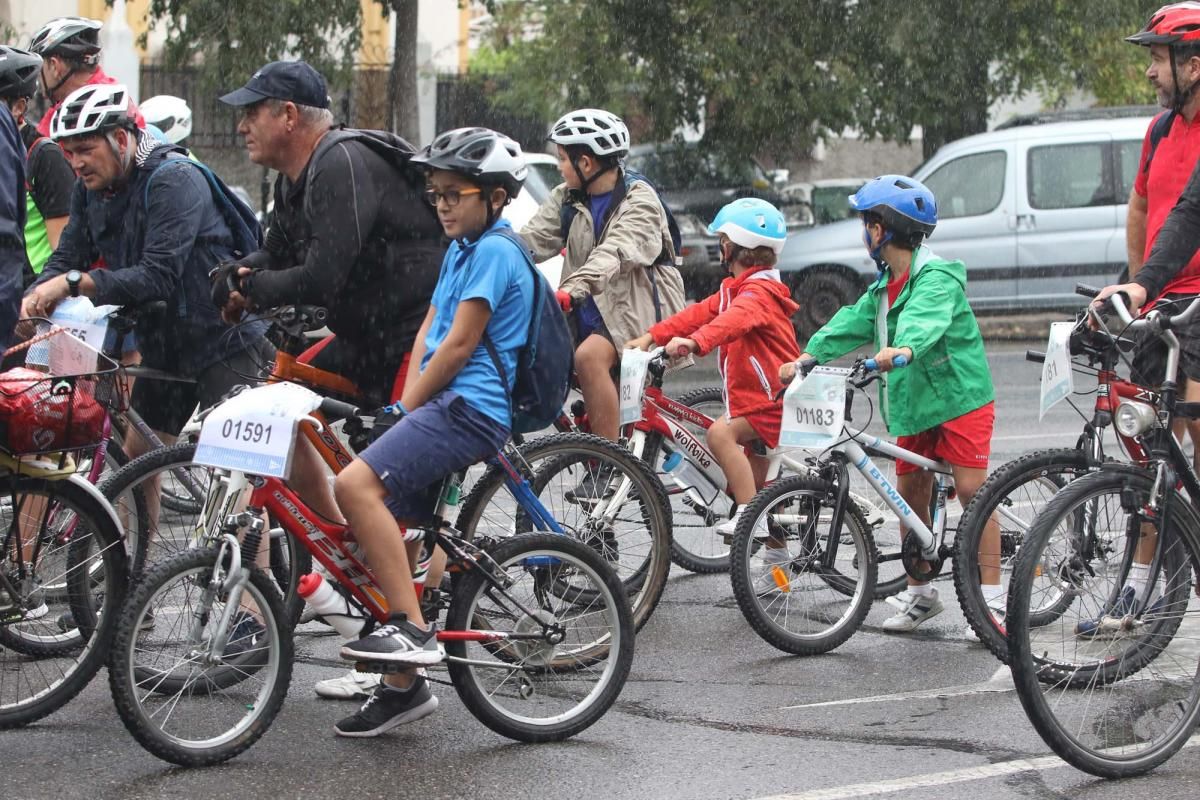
[211,61,444,617]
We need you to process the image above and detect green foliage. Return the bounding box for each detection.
[474,0,1161,160]
[143,0,364,91]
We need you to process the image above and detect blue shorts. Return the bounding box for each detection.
[359,390,510,523]
[575,296,611,343]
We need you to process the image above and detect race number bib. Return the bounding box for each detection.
[619,349,654,425]
[194,382,324,479]
[1039,322,1073,420]
[779,366,851,449]
[49,297,118,353]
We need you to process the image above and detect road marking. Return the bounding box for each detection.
[780,665,1013,710]
[750,737,1200,800]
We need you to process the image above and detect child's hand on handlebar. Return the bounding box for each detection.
[664,337,697,358]
[779,353,815,385]
[872,346,912,372]
[625,333,655,351]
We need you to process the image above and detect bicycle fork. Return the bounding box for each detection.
[188,512,265,664]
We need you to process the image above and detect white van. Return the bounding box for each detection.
[778,114,1156,337]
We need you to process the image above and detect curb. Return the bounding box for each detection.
[976,313,1063,343]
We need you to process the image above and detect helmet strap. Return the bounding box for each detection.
[42,57,79,101]
[863,222,892,272]
[1168,44,1200,113]
[571,153,616,193]
[107,128,136,178]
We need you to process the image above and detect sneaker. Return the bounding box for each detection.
[966,603,1006,642]
[881,589,944,632]
[334,675,439,737]
[753,546,792,595]
[884,588,913,611]
[315,669,383,700]
[23,601,48,620]
[718,509,768,542]
[564,464,616,505]
[222,612,267,659]
[340,614,443,665]
[1075,586,1139,638]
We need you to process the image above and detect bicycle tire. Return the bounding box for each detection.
[729,475,875,655]
[1007,465,1200,777]
[456,432,672,631]
[953,447,1093,663]
[108,547,292,767]
[0,476,127,728]
[445,532,634,742]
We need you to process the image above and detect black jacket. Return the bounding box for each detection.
[242,131,445,352]
[37,138,265,376]
[0,105,25,349]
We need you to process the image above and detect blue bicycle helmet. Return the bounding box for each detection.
[707,197,788,254]
[849,175,938,238]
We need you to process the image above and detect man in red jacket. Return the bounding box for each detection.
[627,198,798,538]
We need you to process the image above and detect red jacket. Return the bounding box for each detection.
[649,266,800,419]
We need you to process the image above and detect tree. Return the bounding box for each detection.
[477,0,1159,161]
[142,0,363,93]
[377,0,419,142]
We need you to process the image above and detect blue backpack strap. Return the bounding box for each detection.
[478,226,541,414]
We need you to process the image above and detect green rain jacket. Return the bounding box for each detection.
[803,247,994,436]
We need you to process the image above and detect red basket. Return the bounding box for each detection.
[0,323,118,457]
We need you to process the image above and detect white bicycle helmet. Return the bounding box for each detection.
[140,95,192,144]
[29,17,102,62]
[549,108,630,157]
[50,83,135,141]
[411,127,528,199]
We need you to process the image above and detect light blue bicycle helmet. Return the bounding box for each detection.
[707,197,788,255]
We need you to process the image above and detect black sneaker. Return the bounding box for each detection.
[222,612,267,659]
[340,614,443,665]
[564,464,616,506]
[334,675,439,737]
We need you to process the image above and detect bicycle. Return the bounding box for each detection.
[729,356,968,655]
[1007,290,1200,777]
[0,324,128,728]
[107,383,634,767]
[620,347,890,576]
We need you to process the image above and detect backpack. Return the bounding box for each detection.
[144,155,263,260]
[559,168,683,267]
[1142,110,1177,176]
[479,226,573,433]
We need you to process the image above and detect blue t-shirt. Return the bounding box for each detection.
[588,190,613,237]
[421,219,534,427]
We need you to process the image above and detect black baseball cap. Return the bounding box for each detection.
[219,60,330,109]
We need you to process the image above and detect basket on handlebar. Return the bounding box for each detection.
[0,319,119,459]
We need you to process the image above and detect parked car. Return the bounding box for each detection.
[782,178,869,227]
[777,113,1155,338]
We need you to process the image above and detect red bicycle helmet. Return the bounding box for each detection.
[1127,3,1200,46]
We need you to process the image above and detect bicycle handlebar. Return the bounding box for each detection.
[863,354,908,372]
[318,397,363,422]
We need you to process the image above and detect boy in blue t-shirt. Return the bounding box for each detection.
[331,128,533,737]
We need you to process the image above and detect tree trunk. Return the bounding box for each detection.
[387,0,421,142]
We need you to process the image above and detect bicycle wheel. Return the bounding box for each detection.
[0,476,127,728]
[445,532,634,742]
[953,448,1092,663]
[457,432,672,631]
[108,547,292,767]
[729,475,875,655]
[1007,466,1200,778]
[99,442,310,626]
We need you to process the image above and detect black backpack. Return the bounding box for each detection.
[559,168,682,267]
[480,226,573,433]
[1142,110,1177,176]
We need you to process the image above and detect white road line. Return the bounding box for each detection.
[780,666,1014,710]
[751,738,1200,800]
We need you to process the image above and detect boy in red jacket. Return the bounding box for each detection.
[627,198,798,535]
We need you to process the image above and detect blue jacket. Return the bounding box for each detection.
[37,138,264,376]
[0,105,25,350]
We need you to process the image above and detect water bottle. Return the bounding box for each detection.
[662,449,724,507]
[297,572,367,639]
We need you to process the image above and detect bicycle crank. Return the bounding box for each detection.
[900,532,944,582]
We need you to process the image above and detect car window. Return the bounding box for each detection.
[625,148,765,191]
[922,151,1006,219]
[810,184,864,225]
[1115,139,1142,202]
[1027,142,1112,209]
[522,162,561,204]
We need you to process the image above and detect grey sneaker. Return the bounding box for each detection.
[334,675,439,737]
[881,589,944,632]
[340,614,443,665]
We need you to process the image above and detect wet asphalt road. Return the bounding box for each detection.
[4,341,1200,800]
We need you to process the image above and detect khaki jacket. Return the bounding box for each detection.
[520,176,686,347]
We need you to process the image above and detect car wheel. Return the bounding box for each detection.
[790,269,863,341]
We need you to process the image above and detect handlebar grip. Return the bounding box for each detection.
[1075,283,1101,299]
[1026,349,1046,364]
[864,355,908,372]
[318,397,362,421]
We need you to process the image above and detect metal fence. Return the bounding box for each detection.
[435,74,547,150]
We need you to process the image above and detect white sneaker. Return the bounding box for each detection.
[884,589,914,610]
[881,589,944,632]
[315,669,382,700]
[753,546,792,595]
[965,603,1006,642]
[718,508,768,541]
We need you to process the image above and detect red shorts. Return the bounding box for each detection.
[895,402,994,476]
[741,406,783,449]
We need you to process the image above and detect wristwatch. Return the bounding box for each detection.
[65,270,83,298]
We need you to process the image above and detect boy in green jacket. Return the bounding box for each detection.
[780,175,999,633]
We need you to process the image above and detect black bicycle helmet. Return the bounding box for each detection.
[29,17,102,62]
[0,47,43,100]
[410,127,528,199]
